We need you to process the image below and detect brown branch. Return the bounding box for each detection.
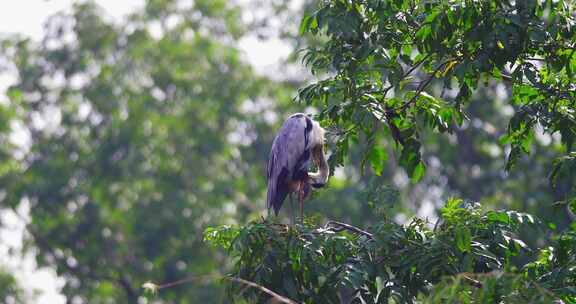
[324,221,373,238]
[148,275,299,304]
[501,73,513,84]
[396,60,453,112]
[461,275,483,289]
[530,280,560,300]
[403,54,432,79]
[327,125,358,136]
[364,54,431,97]
[227,277,299,304]
[366,85,393,97]
[156,275,217,289]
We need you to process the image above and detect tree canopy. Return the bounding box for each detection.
[0,0,574,303]
[207,199,575,303]
[207,0,576,303]
[298,0,576,186]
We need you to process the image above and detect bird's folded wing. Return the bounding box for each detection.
[266,115,309,213]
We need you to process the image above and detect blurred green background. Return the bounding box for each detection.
[0,0,571,302]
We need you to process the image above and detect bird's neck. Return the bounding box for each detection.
[308,144,329,186]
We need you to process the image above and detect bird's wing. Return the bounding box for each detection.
[266,114,311,215]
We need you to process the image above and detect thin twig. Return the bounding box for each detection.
[364,54,430,97]
[403,54,432,79]
[530,280,560,299]
[524,57,546,61]
[327,125,358,136]
[156,275,217,289]
[366,85,393,96]
[227,277,299,304]
[461,275,483,288]
[325,221,373,238]
[149,275,300,304]
[396,60,453,112]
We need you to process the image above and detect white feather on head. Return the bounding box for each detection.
[310,119,326,147]
[308,118,329,186]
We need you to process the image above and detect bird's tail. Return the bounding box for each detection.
[267,167,290,216]
[267,184,288,216]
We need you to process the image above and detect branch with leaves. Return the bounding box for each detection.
[204,201,575,303]
[298,0,576,186]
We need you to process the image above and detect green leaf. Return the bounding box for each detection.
[299,13,318,35]
[486,211,510,224]
[369,146,388,176]
[299,15,311,35]
[455,227,471,253]
[411,161,426,183]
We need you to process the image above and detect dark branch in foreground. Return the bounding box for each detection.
[145,275,299,304]
[324,221,373,238]
[228,277,299,304]
[462,274,483,289]
[396,60,453,112]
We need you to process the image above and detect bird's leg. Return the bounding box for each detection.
[298,181,304,224]
[289,192,295,225]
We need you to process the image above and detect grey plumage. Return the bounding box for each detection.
[266,113,328,216]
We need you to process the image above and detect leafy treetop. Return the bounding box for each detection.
[298,0,576,197]
[206,201,576,303]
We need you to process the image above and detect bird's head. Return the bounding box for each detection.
[310,119,326,146]
[309,120,329,188]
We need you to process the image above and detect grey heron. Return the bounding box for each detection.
[266,113,329,221]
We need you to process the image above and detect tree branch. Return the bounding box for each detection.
[396,60,453,113]
[147,274,300,304]
[227,277,299,304]
[324,221,373,238]
[461,274,483,289]
[364,54,431,97]
[403,54,432,79]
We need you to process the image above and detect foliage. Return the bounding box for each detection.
[0,0,575,303]
[423,224,576,303]
[206,1,576,303]
[298,0,576,185]
[0,0,298,302]
[551,151,576,209]
[206,202,575,303]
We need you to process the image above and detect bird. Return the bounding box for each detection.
[266,113,329,222]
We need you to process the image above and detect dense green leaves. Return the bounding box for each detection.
[298,0,576,184]
[550,152,576,201]
[206,1,576,303]
[1,0,575,302]
[207,201,574,303]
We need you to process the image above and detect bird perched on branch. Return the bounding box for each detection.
[266,113,329,222]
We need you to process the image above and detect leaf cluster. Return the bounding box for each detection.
[298,0,576,184]
[206,201,575,303]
